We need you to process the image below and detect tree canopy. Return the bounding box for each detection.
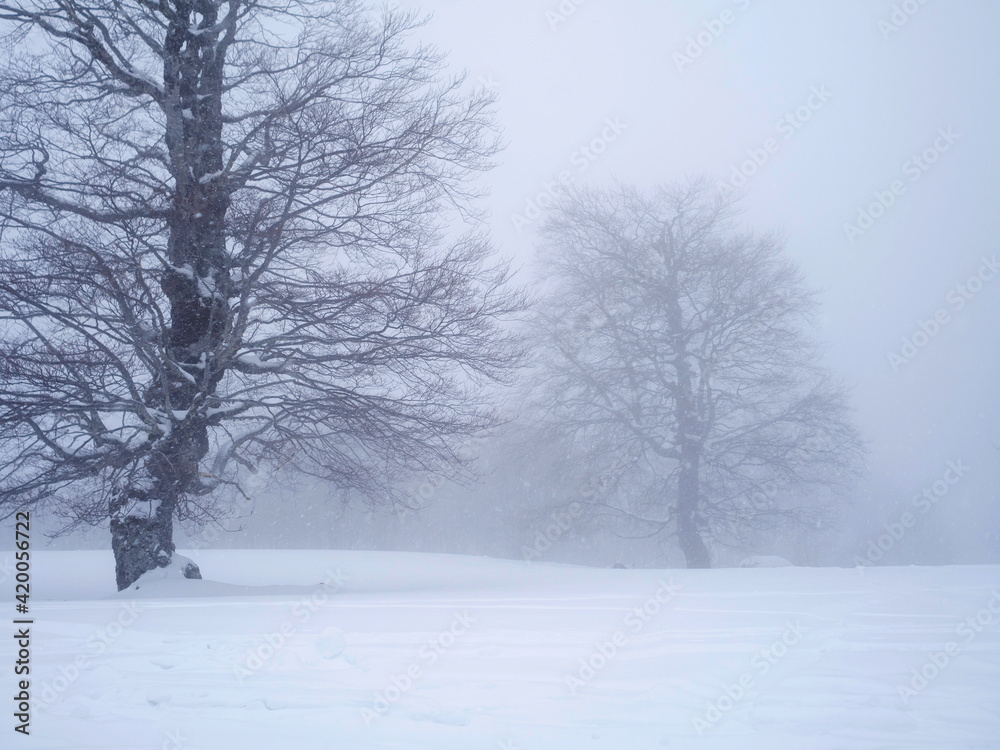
[0,0,523,587]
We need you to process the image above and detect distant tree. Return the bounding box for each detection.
[0,0,522,589]
[528,180,864,568]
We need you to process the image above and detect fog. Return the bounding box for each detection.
[235,0,997,566]
[27,0,1000,567]
[397,0,1000,564]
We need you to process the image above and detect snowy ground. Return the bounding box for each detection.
[6,550,1000,749]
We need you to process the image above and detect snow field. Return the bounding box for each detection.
[5,550,999,749]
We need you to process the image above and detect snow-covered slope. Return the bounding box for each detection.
[9,550,1000,748]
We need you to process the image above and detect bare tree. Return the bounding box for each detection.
[0,0,523,589]
[528,180,864,568]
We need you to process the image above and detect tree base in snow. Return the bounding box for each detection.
[110,514,200,590]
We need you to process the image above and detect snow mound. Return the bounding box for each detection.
[122,554,338,599]
[125,553,201,590]
[314,626,347,660]
[739,555,794,567]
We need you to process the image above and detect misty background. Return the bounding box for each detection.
[27,0,1000,567]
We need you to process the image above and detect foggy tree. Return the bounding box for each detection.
[0,0,522,589]
[528,180,864,568]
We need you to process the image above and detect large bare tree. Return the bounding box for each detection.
[0,0,522,589]
[528,180,864,568]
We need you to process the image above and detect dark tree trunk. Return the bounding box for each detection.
[110,423,209,589]
[676,448,711,568]
[109,488,201,590]
[659,256,712,568]
[109,2,230,590]
[110,493,176,591]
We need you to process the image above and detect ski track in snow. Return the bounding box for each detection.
[7,549,1000,749]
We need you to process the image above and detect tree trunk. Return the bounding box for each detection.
[676,448,711,568]
[659,255,712,568]
[109,485,201,590]
[108,4,229,590]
